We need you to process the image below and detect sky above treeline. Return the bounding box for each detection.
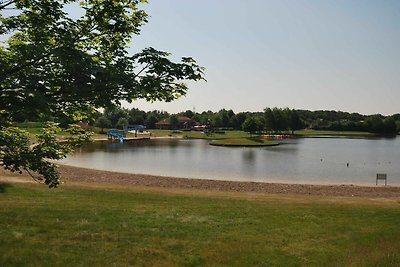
[3,1,399,115]
[125,0,400,115]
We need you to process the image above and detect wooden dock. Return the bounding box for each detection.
[93,136,151,142]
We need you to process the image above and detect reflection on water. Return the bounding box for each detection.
[61,137,400,186]
[242,150,255,163]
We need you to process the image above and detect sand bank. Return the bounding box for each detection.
[1,164,399,198]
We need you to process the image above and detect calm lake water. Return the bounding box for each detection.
[61,137,400,186]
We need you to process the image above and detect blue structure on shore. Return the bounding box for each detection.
[106,129,125,143]
[107,125,146,143]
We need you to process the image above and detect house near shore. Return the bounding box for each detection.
[155,116,203,130]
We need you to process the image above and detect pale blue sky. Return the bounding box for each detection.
[3,1,400,115]
[126,0,400,115]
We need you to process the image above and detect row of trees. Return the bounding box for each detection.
[241,108,303,134]
[297,110,399,134]
[92,108,249,131]
[91,107,400,135]
[91,106,303,133]
[94,108,169,132]
[12,103,400,135]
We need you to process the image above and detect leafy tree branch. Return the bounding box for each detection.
[0,0,204,187]
[0,122,92,187]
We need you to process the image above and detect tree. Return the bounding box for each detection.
[145,114,158,129]
[218,109,231,128]
[0,122,91,187]
[364,115,385,133]
[288,110,303,134]
[191,114,202,124]
[273,108,287,133]
[169,115,179,129]
[264,108,276,133]
[180,110,194,118]
[0,0,204,187]
[116,117,128,130]
[94,116,111,133]
[103,107,129,128]
[242,116,262,136]
[383,117,396,134]
[129,108,146,125]
[211,114,223,128]
[234,112,249,130]
[0,1,204,120]
[396,120,400,133]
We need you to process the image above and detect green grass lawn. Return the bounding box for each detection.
[13,124,380,140]
[149,129,252,139]
[294,129,377,137]
[1,183,399,266]
[210,138,279,147]
[182,130,250,140]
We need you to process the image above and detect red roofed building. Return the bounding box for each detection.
[76,121,92,129]
[155,116,201,130]
[154,118,171,129]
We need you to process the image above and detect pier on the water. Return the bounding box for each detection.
[106,125,147,143]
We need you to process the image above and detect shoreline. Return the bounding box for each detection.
[2,164,399,198]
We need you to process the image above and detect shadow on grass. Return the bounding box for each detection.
[0,183,13,193]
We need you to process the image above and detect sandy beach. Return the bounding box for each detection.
[2,164,399,198]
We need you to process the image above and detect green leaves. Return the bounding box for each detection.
[0,0,204,186]
[242,116,263,135]
[0,122,93,188]
[129,47,205,102]
[0,127,30,149]
[1,1,204,121]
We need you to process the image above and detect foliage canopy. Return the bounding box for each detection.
[0,0,204,120]
[0,0,204,187]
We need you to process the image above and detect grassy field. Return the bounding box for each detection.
[13,123,381,139]
[294,129,377,137]
[149,129,250,139]
[210,138,279,147]
[1,183,400,266]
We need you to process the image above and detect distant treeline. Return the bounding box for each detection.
[14,107,400,134]
[297,110,399,134]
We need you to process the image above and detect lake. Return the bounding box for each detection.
[61,137,400,186]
